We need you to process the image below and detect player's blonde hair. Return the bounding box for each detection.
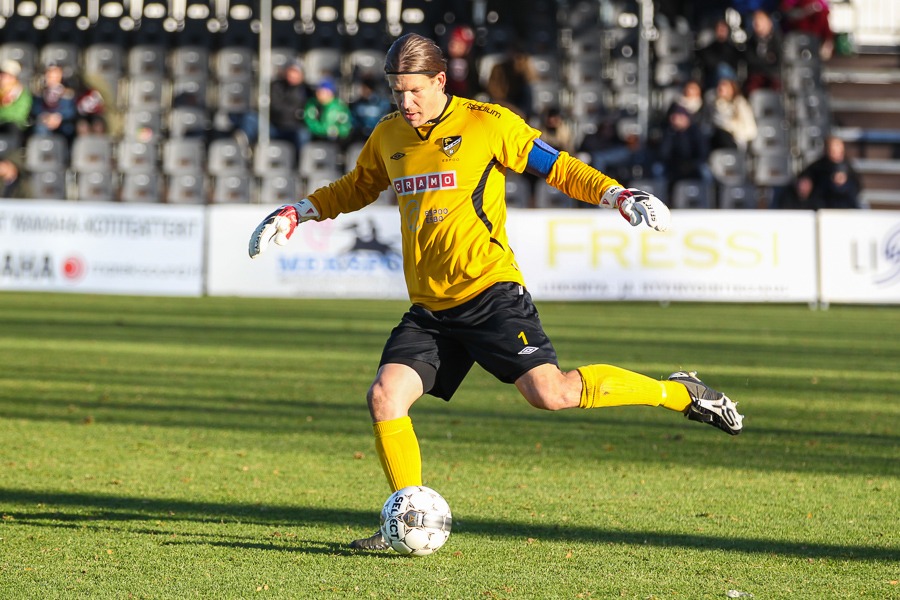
[384,33,448,76]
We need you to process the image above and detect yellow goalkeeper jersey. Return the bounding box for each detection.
[307,95,619,311]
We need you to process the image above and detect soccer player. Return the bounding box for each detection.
[249,34,743,550]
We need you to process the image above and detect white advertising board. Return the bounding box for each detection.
[506,209,819,302]
[207,205,408,299]
[818,210,900,304]
[209,206,819,304]
[0,200,205,296]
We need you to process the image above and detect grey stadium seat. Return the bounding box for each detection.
[709,149,748,186]
[719,184,759,209]
[299,141,340,176]
[76,171,116,202]
[123,109,164,142]
[215,46,255,81]
[751,118,790,155]
[211,174,253,203]
[753,151,793,187]
[253,140,296,175]
[128,45,167,77]
[127,75,167,109]
[71,135,113,173]
[163,138,207,174]
[117,141,158,173]
[208,138,249,175]
[120,171,162,203]
[166,172,207,204]
[171,46,210,79]
[260,174,300,205]
[168,106,210,138]
[26,133,69,172]
[30,170,67,200]
[672,179,713,209]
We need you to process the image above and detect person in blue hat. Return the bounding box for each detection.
[304,77,352,143]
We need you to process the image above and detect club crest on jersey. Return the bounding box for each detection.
[393,171,457,196]
[440,136,462,158]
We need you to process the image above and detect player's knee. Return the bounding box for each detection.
[366,380,390,416]
[522,387,569,411]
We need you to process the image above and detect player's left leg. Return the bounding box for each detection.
[515,363,743,435]
[514,363,691,412]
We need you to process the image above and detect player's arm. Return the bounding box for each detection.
[525,140,670,231]
[249,134,391,258]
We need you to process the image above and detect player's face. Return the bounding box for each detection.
[387,73,447,128]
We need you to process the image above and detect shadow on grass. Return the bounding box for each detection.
[2,488,897,562]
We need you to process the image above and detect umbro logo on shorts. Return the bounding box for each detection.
[518,346,539,355]
[393,171,457,196]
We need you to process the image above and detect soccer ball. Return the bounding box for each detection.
[380,485,452,556]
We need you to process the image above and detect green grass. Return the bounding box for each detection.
[0,292,898,599]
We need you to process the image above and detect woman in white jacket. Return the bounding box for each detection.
[710,78,757,151]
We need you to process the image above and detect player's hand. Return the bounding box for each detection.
[600,186,670,232]
[248,199,319,258]
[624,188,671,232]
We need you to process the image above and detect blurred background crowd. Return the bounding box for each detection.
[0,0,889,209]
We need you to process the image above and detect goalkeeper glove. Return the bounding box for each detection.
[599,186,671,232]
[248,199,319,258]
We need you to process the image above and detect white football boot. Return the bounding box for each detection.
[669,371,743,435]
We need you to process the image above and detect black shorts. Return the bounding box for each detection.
[379,282,559,400]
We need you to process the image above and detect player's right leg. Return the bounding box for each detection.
[350,363,424,551]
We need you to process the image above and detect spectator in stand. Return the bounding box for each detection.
[537,106,574,154]
[0,155,30,198]
[444,25,479,98]
[658,104,711,196]
[798,136,861,209]
[31,63,78,141]
[270,61,310,152]
[776,173,817,209]
[304,78,352,143]
[709,78,757,151]
[73,74,110,136]
[0,60,32,133]
[696,18,743,90]
[780,0,834,59]
[743,10,783,94]
[671,80,710,132]
[485,43,536,120]
[350,77,392,143]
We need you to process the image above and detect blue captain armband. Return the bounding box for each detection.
[524,138,560,178]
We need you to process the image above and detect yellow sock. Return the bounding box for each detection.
[577,364,691,412]
[373,416,422,492]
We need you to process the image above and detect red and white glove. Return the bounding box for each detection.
[599,186,671,232]
[248,199,319,258]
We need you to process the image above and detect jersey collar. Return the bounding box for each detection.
[414,94,456,141]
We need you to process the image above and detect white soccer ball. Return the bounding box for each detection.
[379,485,452,556]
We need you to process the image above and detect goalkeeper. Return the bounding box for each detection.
[249,33,743,550]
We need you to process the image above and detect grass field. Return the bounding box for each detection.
[0,292,898,599]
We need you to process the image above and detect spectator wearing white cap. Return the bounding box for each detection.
[0,60,32,133]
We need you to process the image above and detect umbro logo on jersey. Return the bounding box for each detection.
[390,152,405,160]
[441,136,462,158]
[393,171,457,196]
[518,346,539,355]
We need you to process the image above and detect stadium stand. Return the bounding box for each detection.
[0,0,895,208]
